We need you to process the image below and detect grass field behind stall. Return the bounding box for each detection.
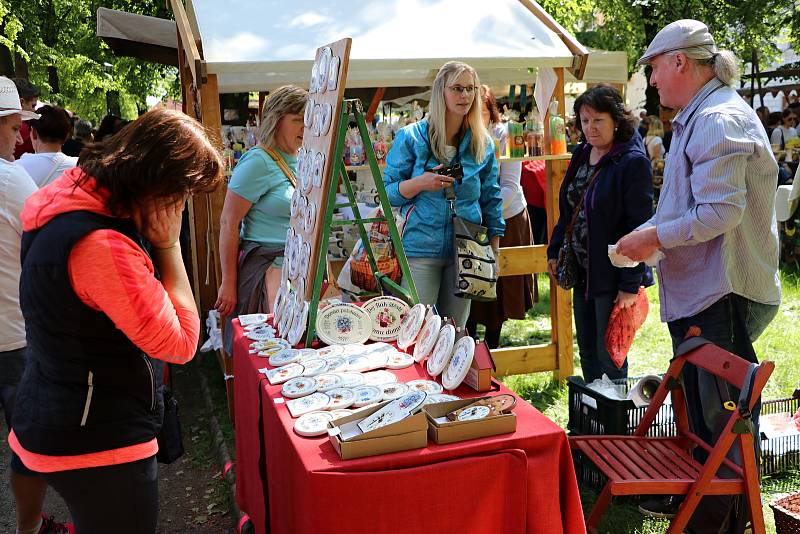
[490,273,800,534]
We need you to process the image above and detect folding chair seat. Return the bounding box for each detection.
[570,336,773,534]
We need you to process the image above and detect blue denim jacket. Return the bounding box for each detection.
[383,120,504,258]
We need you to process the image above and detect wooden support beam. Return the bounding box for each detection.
[170,0,204,86]
[492,343,558,377]
[365,87,386,124]
[497,245,548,277]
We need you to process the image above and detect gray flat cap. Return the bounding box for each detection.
[637,19,716,66]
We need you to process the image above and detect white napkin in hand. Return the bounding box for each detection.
[608,244,665,268]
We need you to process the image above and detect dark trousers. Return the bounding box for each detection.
[573,285,626,382]
[667,294,778,534]
[527,205,548,245]
[43,456,159,534]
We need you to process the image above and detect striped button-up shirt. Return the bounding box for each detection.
[651,78,781,322]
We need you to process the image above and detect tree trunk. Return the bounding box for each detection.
[0,20,15,77]
[47,66,60,94]
[14,52,28,80]
[642,15,662,116]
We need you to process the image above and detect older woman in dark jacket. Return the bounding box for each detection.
[547,85,654,381]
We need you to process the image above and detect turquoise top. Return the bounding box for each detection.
[227,147,296,266]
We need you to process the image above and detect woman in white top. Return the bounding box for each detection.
[770,107,798,148]
[643,115,664,160]
[16,105,77,187]
[466,85,535,348]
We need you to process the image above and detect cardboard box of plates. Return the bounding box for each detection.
[424,397,516,445]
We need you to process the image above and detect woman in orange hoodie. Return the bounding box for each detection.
[9,108,224,534]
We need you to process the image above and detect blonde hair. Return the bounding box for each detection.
[646,115,664,137]
[427,61,489,164]
[667,46,740,87]
[257,85,308,148]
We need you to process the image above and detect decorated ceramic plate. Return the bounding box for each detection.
[345,355,371,373]
[317,47,331,92]
[253,338,290,356]
[273,284,287,326]
[269,348,301,367]
[351,385,383,408]
[362,370,397,386]
[311,103,322,137]
[335,372,366,389]
[296,348,318,360]
[380,382,409,401]
[286,301,309,346]
[320,103,333,136]
[442,336,476,390]
[315,303,371,345]
[312,152,325,189]
[294,410,333,437]
[299,241,311,280]
[303,202,316,233]
[281,376,318,399]
[300,162,312,195]
[339,343,368,356]
[265,362,304,385]
[456,405,491,421]
[327,56,340,92]
[324,387,356,410]
[300,358,327,377]
[294,276,306,303]
[385,351,414,369]
[365,350,389,370]
[316,344,344,358]
[278,297,295,338]
[239,313,269,327]
[427,324,456,376]
[245,325,278,342]
[396,303,427,349]
[406,379,443,395]
[357,389,426,434]
[422,393,461,406]
[314,373,344,392]
[323,357,348,373]
[394,389,427,413]
[286,392,330,418]
[304,99,315,128]
[328,408,353,420]
[413,314,441,362]
[362,296,410,342]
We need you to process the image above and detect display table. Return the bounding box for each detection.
[232,320,585,534]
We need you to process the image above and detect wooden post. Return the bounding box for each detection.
[365,87,386,124]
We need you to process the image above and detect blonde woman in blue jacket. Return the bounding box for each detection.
[383,61,504,327]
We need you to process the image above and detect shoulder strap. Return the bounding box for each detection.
[564,164,602,239]
[264,147,297,188]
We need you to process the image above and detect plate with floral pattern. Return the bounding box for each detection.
[324,387,356,410]
[362,296,410,342]
[281,376,318,399]
[316,345,344,358]
[422,393,461,406]
[413,314,441,362]
[406,379,443,395]
[362,370,397,386]
[335,372,365,389]
[380,382,409,401]
[385,351,414,369]
[314,373,343,392]
[294,410,333,437]
[287,301,309,347]
[396,303,427,349]
[286,392,330,418]
[269,348,301,367]
[265,362,304,385]
[315,303,371,345]
[442,336,476,390]
[426,324,456,376]
[351,385,383,408]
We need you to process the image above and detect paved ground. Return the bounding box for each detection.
[1,360,233,533]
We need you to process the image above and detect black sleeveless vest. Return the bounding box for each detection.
[13,210,165,456]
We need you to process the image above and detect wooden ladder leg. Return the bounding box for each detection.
[667,493,701,534]
[741,434,767,534]
[586,485,613,532]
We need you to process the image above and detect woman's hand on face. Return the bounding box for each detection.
[547,258,558,279]
[615,290,638,309]
[133,196,185,250]
[214,280,237,317]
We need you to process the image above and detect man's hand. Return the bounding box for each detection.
[616,226,662,262]
[615,290,638,309]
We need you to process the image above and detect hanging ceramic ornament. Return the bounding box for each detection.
[380,382,409,401]
[286,391,330,418]
[315,303,371,345]
[269,348,301,367]
[324,387,356,410]
[442,336,476,390]
[413,314,441,362]
[300,241,311,280]
[294,411,333,437]
[265,362,304,385]
[300,358,327,377]
[273,284,288,327]
[312,104,322,137]
[281,376,318,399]
[406,379,443,395]
[351,385,383,408]
[396,303,427,349]
[427,324,456,376]
[362,296,410,342]
[327,55,340,92]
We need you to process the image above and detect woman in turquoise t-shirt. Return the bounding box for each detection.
[216,86,307,350]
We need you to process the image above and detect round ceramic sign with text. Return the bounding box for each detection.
[315,303,371,345]
[362,296,410,342]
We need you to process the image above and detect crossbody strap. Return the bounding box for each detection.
[563,164,602,241]
[264,147,297,188]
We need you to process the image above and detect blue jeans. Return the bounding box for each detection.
[667,293,778,534]
[402,257,471,327]
[573,286,627,382]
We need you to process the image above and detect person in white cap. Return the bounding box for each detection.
[0,76,71,534]
[616,20,780,533]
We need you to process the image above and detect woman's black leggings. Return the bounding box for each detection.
[42,456,158,534]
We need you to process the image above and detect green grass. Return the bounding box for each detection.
[494,273,800,534]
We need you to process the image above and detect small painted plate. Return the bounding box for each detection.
[324,387,356,410]
[281,376,318,399]
[265,363,304,385]
[286,392,330,418]
[351,385,383,408]
[427,324,456,376]
[394,389,427,414]
[296,348,318,361]
[272,285,287,325]
[365,351,389,370]
[396,303,427,349]
[317,47,331,92]
[335,372,366,389]
[322,357,348,373]
[245,325,277,342]
[253,338,290,356]
[422,393,461,406]
[269,348,301,367]
[329,408,353,420]
[413,314,441,362]
[315,303,371,346]
[327,56,340,92]
[300,358,327,377]
[339,343,368,356]
[294,410,333,437]
[303,202,316,233]
[287,301,309,347]
[362,296,410,342]
[345,355,371,373]
[442,336,476,390]
[304,99,315,128]
[385,352,414,369]
[316,345,344,358]
[362,370,397,386]
[380,382,409,401]
[312,152,325,189]
[456,405,491,421]
[239,313,269,327]
[406,379,443,395]
[314,373,344,392]
[320,103,333,136]
[299,241,311,281]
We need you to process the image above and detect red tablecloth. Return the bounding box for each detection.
[232,320,585,534]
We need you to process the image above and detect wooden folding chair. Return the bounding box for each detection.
[570,337,774,534]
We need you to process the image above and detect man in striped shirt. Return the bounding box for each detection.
[616,20,781,533]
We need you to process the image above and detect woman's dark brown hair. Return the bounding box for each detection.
[573,84,637,144]
[29,105,71,144]
[78,108,224,215]
[481,84,501,125]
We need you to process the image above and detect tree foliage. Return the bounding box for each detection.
[0,0,179,124]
